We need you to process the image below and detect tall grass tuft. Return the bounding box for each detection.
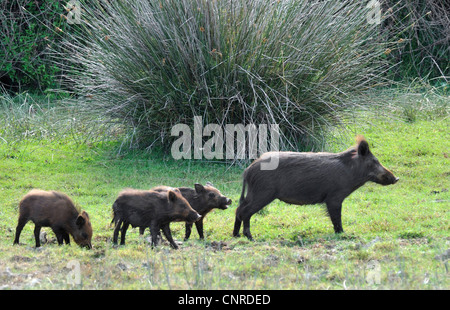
[0,91,114,145]
[58,0,392,152]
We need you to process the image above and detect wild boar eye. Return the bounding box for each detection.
[208,193,215,198]
[82,232,88,239]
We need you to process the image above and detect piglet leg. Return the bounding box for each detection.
[161,224,178,249]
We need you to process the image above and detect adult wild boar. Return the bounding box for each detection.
[233,136,399,240]
[112,189,201,249]
[13,190,93,249]
[148,183,232,240]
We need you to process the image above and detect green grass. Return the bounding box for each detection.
[0,91,448,289]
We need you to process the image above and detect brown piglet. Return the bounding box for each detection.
[148,183,232,241]
[13,190,93,249]
[111,189,201,249]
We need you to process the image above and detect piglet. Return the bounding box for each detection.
[149,183,232,241]
[13,190,93,249]
[112,189,201,249]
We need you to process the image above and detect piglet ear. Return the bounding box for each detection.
[76,214,86,228]
[194,183,205,193]
[357,136,370,157]
[81,210,89,219]
[168,190,178,202]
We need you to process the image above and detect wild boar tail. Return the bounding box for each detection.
[110,213,116,227]
[239,177,247,205]
[110,202,119,227]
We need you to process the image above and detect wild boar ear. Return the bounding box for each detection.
[194,183,205,193]
[205,181,214,187]
[357,138,370,157]
[168,190,178,202]
[76,214,86,228]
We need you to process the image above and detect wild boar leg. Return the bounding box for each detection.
[141,226,163,245]
[53,227,65,245]
[34,225,42,248]
[113,219,122,245]
[13,217,27,245]
[149,224,160,248]
[238,195,275,241]
[194,218,205,240]
[232,218,242,237]
[120,222,129,245]
[161,224,178,249]
[63,231,70,244]
[184,222,193,241]
[52,228,70,245]
[185,217,205,241]
[242,219,253,241]
[326,201,344,233]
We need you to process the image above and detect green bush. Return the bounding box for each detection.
[0,0,69,92]
[381,0,449,81]
[60,0,391,151]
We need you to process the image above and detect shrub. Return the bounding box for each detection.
[381,0,449,81]
[60,0,391,152]
[0,0,71,92]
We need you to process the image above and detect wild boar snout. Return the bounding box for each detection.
[376,167,399,186]
[217,196,232,209]
[81,241,93,249]
[73,211,93,249]
[383,172,399,185]
[188,212,202,224]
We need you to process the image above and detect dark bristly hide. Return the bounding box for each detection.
[111,189,201,249]
[233,136,399,240]
[14,190,93,249]
[148,183,232,240]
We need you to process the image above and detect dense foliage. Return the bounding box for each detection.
[0,0,73,91]
[1,0,448,150]
[58,0,391,150]
[382,0,449,81]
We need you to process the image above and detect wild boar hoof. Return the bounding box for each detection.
[243,233,254,241]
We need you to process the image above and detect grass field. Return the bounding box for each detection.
[0,90,448,289]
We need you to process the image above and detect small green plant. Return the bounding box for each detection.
[398,231,425,239]
[402,105,417,123]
